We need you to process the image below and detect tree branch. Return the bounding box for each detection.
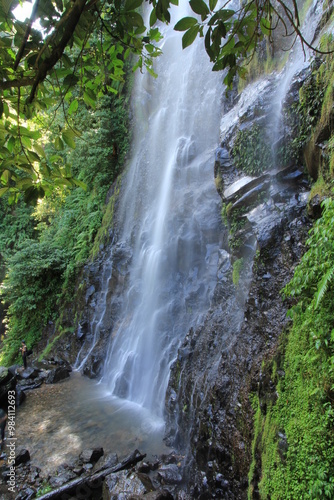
[14,0,41,70]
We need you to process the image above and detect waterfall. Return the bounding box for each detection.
[269,0,324,163]
[96,5,223,417]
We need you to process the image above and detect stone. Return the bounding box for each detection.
[157,464,183,485]
[92,452,118,472]
[0,366,16,404]
[15,449,30,466]
[15,487,36,500]
[79,447,104,464]
[308,194,325,220]
[15,387,26,406]
[18,367,40,380]
[8,365,20,377]
[103,470,151,499]
[45,366,71,384]
[49,470,77,488]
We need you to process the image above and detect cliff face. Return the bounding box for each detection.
[164,68,316,498]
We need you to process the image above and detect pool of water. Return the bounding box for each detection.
[15,372,170,474]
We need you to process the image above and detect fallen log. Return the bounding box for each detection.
[36,449,146,500]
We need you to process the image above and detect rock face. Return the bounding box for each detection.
[165,66,313,498]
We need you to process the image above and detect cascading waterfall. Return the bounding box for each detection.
[94,5,224,417]
[269,0,324,163]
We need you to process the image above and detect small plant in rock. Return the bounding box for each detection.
[233,258,244,286]
[232,125,272,176]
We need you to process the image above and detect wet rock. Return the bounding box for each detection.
[45,366,71,384]
[93,452,118,472]
[15,449,30,466]
[308,194,324,219]
[223,174,267,203]
[15,487,36,500]
[143,491,174,500]
[79,447,104,464]
[76,324,86,341]
[215,147,233,171]
[15,387,26,406]
[48,356,72,368]
[0,366,16,404]
[49,470,77,488]
[8,365,20,377]
[231,180,271,212]
[82,354,103,379]
[18,367,40,380]
[86,285,96,302]
[217,250,231,281]
[103,470,151,499]
[16,379,43,391]
[157,464,183,485]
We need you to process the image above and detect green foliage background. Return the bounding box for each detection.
[0,92,129,365]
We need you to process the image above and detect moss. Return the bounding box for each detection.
[38,327,73,361]
[233,258,244,286]
[90,175,122,258]
[309,174,331,200]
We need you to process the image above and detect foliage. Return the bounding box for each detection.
[232,125,272,175]
[0,0,324,201]
[0,0,164,201]
[0,198,35,262]
[250,197,334,499]
[286,33,334,179]
[0,238,68,365]
[0,90,129,364]
[283,197,334,309]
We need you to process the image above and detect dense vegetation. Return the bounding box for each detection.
[247,32,334,500]
[0,91,129,365]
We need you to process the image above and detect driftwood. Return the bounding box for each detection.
[36,449,146,500]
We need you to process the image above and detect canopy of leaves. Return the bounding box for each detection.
[0,0,320,202]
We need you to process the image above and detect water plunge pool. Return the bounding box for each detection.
[15,372,170,474]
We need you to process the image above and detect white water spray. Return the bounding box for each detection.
[99,4,223,417]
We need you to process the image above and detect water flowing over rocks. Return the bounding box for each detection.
[164,58,315,497]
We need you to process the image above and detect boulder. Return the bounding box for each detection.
[79,447,104,464]
[18,367,40,380]
[93,452,118,472]
[103,470,153,499]
[49,470,77,488]
[45,366,71,384]
[157,464,183,485]
[0,366,16,405]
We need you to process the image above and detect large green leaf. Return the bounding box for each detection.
[62,130,76,149]
[182,25,200,49]
[174,17,198,32]
[189,0,209,18]
[124,0,142,10]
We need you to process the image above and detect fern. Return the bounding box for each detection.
[315,265,334,309]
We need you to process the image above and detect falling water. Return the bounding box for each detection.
[97,4,223,417]
[270,0,324,163]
